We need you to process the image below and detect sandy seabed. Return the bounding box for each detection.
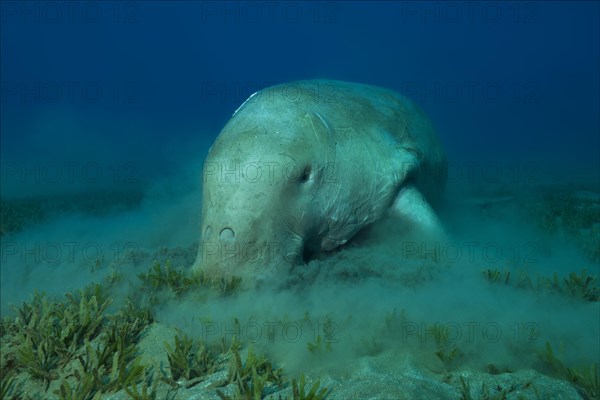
[1,179,599,400]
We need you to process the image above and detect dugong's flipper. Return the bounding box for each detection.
[390,186,446,238]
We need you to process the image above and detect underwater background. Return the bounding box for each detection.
[1,1,599,399]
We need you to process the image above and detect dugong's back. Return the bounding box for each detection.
[219,79,447,200]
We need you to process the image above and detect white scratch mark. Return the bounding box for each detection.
[233,91,258,117]
[314,111,331,139]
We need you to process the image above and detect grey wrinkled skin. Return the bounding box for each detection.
[193,80,447,282]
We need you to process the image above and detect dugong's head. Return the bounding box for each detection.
[193,92,335,281]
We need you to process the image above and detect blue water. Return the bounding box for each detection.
[2,1,598,196]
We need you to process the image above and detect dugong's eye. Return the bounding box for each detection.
[299,166,311,183]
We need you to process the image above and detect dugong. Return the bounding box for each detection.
[193,80,447,281]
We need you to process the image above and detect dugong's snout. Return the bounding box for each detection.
[194,216,303,279]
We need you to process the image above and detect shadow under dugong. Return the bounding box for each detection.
[193,79,447,282]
